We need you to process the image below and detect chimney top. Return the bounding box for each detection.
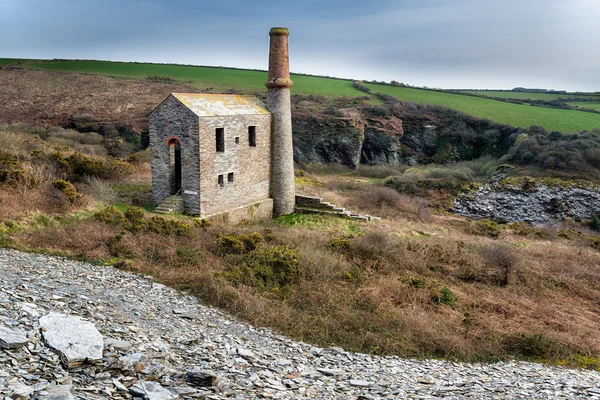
[266,27,293,89]
[269,27,289,36]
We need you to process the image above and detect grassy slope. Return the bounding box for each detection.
[17,60,362,97]
[367,84,600,132]
[572,102,600,111]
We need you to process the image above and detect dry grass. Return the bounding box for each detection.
[3,162,600,365]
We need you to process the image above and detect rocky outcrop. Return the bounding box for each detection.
[292,108,403,168]
[454,179,600,224]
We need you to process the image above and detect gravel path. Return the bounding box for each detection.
[1,248,599,399]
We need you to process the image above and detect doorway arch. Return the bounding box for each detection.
[166,137,182,194]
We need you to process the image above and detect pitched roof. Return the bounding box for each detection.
[170,93,270,117]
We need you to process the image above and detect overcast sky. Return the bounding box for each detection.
[1,0,598,91]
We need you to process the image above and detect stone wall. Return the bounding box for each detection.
[198,114,272,218]
[149,96,201,214]
[204,198,273,224]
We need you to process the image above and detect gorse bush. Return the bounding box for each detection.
[145,216,192,236]
[51,180,81,204]
[591,214,600,232]
[94,206,126,226]
[94,206,192,236]
[51,152,134,182]
[430,286,457,307]
[215,232,265,254]
[224,245,302,294]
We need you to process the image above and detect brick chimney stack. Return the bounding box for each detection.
[266,27,295,216]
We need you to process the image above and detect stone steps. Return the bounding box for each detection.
[155,195,183,214]
[295,195,379,222]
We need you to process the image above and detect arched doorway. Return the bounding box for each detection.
[167,138,182,194]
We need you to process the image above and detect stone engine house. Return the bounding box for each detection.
[150,27,296,221]
[149,94,273,219]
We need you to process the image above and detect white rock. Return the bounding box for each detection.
[37,385,75,400]
[0,325,28,349]
[9,382,34,400]
[129,381,178,400]
[39,312,104,369]
[349,379,372,387]
[236,347,255,359]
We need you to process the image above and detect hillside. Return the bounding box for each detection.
[365,84,600,133]
[2,58,600,133]
[0,124,600,368]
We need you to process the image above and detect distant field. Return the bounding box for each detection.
[461,90,572,101]
[462,90,600,101]
[572,102,600,111]
[367,84,600,132]
[12,59,363,98]
[0,58,31,65]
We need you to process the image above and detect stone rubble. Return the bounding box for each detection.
[453,179,600,224]
[1,248,600,399]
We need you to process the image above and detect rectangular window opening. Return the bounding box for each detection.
[228,172,234,183]
[248,126,256,147]
[218,174,224,187]
[235,136,240,144]
[216,128,225,152]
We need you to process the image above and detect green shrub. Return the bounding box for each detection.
[215,232,264,254]
[224,245,302,294]
[145,216,191,236]
[430,286,457,307]
[52,179,81,203]
[106,234,126,257]
[591,214,600,232]
[194,219,212,229]
[124,206,145,232]
[474,219,501,238]
[51,152,134,182]
[95,206,126,226]
[327,237,352,250]
[504,333,559,359]
[509,222,547,238]
[176,247,202,265]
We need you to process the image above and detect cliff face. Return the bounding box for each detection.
[292,107,404,168]
[291,98,520,168]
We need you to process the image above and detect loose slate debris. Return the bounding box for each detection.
[0,325,28,349]
[39,312,104,369]
[1,248,600,399]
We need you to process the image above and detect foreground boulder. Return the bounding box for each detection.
[39,312,104,369]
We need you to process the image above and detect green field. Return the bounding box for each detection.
[462,90,571,101]
[366,84,600,132]
[572,102,600,111]
[0,58,31,65]
[462,90,600,101]
[2,58,600,132]
[11,59,363,98]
